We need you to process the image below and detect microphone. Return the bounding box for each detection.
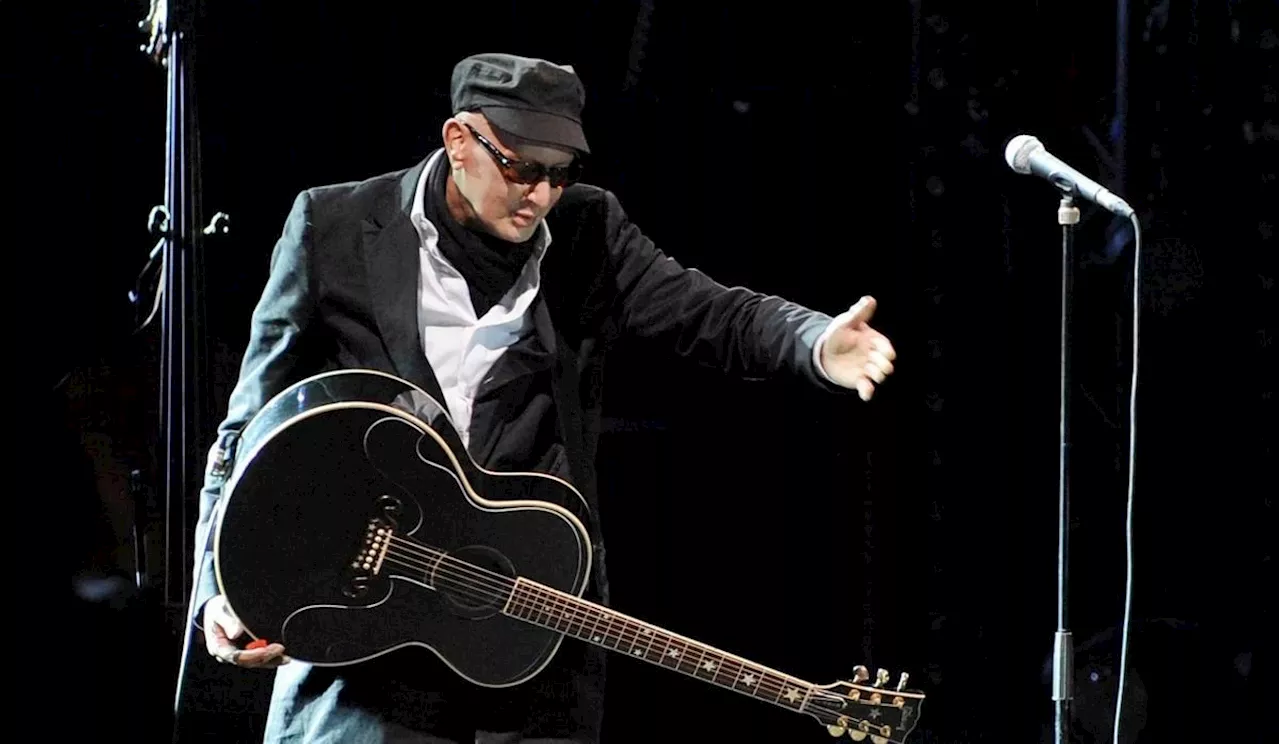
[1004,134,1135,218]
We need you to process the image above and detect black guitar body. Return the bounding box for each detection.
[213,369,593,687]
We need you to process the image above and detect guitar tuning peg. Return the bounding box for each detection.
[851,665,870,683]
[874,668,890,687]
[896,672,910,691]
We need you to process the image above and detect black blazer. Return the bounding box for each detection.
[191,151,840,622]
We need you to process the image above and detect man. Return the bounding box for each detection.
[193,52,896,743]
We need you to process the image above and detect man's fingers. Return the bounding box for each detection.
[206,634,241,664]
[872,335,896,361]
[206,595,244,639]
[869,350,894,376]
[205,617,230,656]
[226,644,289,668]
[214,600,244,639]
[222,613,244,639]
[204,600,287,667]
[210,642,290,668]
[206,633,235,662]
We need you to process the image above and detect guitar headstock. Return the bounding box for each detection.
[807,665,926,743]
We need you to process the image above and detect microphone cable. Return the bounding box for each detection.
[1111,211,1142,744]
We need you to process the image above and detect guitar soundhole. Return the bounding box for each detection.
[437,545,516,620]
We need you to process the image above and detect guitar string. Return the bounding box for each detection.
[378,540,911,737]
[375,540,906,719]
[378,535,912,706]
[375,546,823,707]
[346,529,905,732]
[376,538,886,709]
[381,535,793,678]
[377,547,899,734]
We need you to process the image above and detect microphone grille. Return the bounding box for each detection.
[1004,134,1041,174]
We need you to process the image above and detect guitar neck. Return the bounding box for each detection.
[505,578,817,715]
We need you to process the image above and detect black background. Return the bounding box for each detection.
[13,1,1276,742]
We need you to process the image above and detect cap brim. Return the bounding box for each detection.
[480,106,590,156]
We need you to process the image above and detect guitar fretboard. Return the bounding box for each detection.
[504,578,815,713]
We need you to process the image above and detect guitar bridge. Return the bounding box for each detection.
[348,519,391,576]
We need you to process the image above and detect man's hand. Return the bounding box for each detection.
[203,594,289,668]
[818,296,897,401]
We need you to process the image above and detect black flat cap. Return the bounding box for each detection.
[451,52,590,155]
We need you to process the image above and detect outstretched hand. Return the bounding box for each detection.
[818,296,896,401]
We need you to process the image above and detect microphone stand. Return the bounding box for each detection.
[1052,192,1078,744]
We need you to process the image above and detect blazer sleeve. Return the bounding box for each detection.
[191,190,320,628]
[601,189,842,390]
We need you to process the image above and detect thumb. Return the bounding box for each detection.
[844,295,876,326]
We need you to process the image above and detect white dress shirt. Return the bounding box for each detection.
[408,150,553,452]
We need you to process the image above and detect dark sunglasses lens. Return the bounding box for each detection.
[550,161,583,187]
[508,160,583,187]
[506,162,541,184]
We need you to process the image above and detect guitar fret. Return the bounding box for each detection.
[658,635,686,670]
[570,597,592,638]
[693,646,718,684]
[723,654,749,690]
[584,605,604,644]
[604,613,622,650]
[630,624,656,661]
[507,580,815,714]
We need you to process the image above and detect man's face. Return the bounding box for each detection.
[445,114,577,243]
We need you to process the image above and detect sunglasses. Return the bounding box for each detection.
[465,123,583,188]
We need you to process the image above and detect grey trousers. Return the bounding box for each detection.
[261,660,597,744]
[322,723,583,744]
[263,715,585,744]
[263,708,587,744]
[398,730,581,744]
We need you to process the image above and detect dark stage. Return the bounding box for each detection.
[14,1,1276,742]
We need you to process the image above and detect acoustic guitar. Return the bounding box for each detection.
[212,369,926,742]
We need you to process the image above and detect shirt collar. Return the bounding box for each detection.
[409,148,553,265]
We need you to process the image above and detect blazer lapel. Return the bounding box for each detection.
[361,155,447,408]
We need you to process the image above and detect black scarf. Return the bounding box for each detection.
[424,153,539,318]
